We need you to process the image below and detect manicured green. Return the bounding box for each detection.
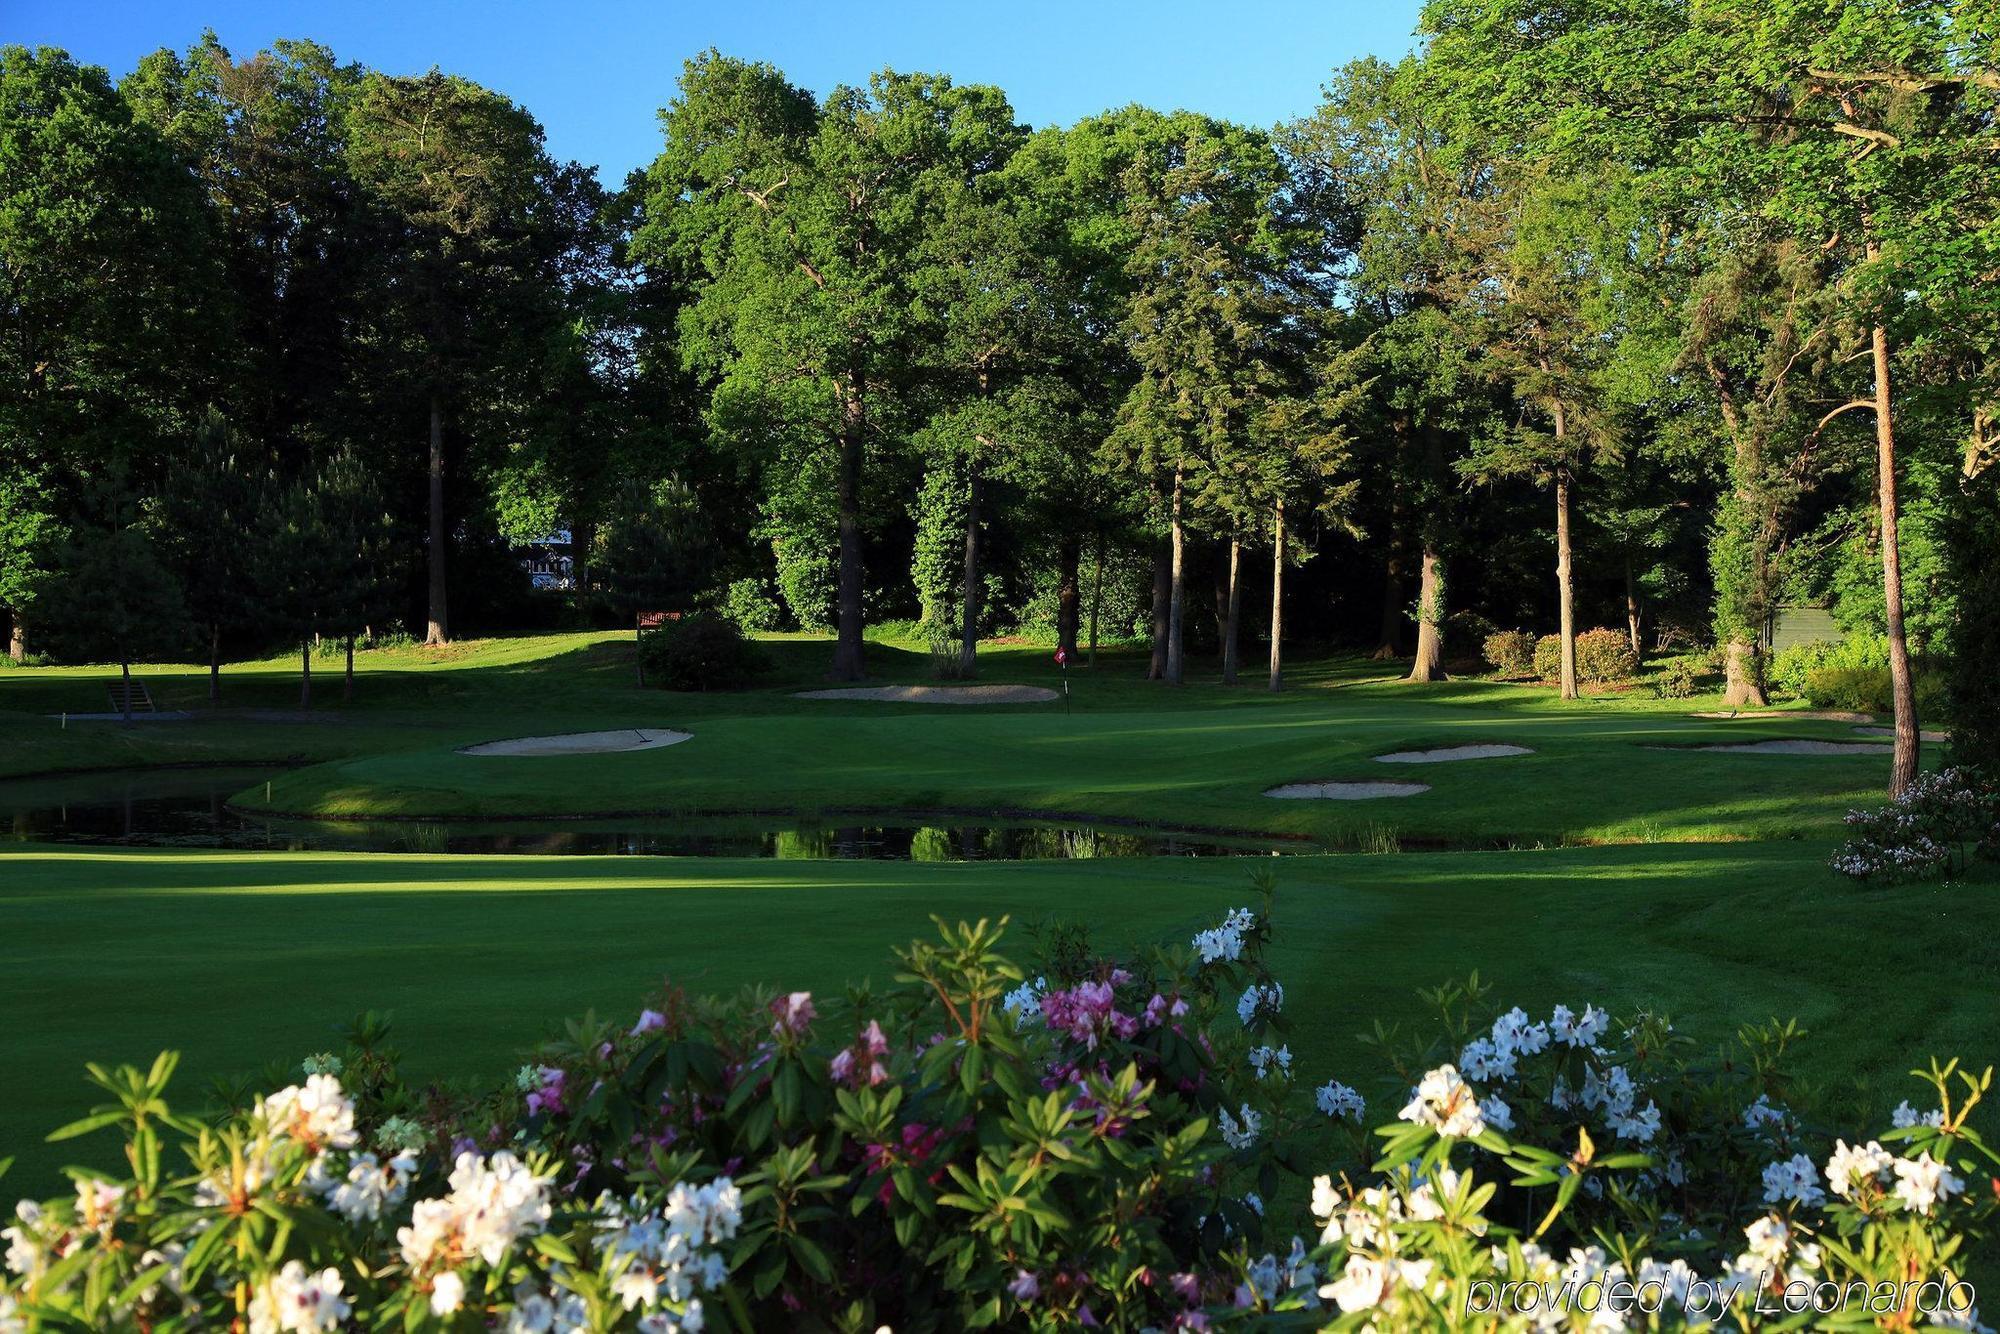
[5,837,1994,1193]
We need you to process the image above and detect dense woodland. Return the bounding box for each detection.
[3,1,1998,790]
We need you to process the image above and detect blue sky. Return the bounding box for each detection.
[12,0,1424,183]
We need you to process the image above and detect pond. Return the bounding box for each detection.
[0,766,1311,861]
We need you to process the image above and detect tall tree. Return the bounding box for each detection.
[1106,116,1289,685]
[0,45,219,662]
[347,69,554,645]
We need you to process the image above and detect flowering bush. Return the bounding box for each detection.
[1482,629,1536,679]
[1831,765,2000,883]
[3,881,1995,1331]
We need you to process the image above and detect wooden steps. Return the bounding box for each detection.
[107,680,155,714]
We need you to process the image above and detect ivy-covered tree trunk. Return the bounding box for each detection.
[1406,544,1446,682]
[1221,534,1242,685]
[1055,536,1081,661]
[831,384,868,682]
[1146,545,1169,680]
[1555,467,1578,701]
[1869,315,1920,796]
[1268,501,1285,692]
[957,465,982,677]
[1165,469,1186,685]
[300,639,313,710]
[425,391,449,646]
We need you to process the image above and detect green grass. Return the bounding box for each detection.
[0,631,1989,1197]
[0,631,1935,844]
[5,839,1995,1191]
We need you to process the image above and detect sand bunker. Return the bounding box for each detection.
[460,728,691,757]
[1854,724,1952,742]
[1265,781,1431,800]
[1373,744,1532,764]
[1694,709,1876,723]
[1671,739,1890,756]
[794,684,1057,704]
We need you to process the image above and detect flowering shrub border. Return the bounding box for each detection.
[1831,765,2000,883]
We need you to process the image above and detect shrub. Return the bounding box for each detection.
[1481,628,1535,678]
[1769,636,1848,699]
[721,577,784,633]
[1652,656,1705,699]
[1533,628,1639,685]
[1800,664,1949,716]
[638,612,769,691]
[1831,765,2000,883]
[6,893,1995,1332]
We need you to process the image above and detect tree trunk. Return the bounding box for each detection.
[1722,639,1764,707]
[344,633,355,703]
[1166,469,1186,686]
[1406,544,1446,682]
[1210,547,1231,665]
[1269,502,1285,692]
[573,519,594,609]
[1624,558,1644,664]
[830,382,867,681]
[1372,552,1405,659]
[1870,312,1920,796]
[1056,536,1081,660]
[300,639,312,710]
[1146,543,1170,679]
[1088,534,1104,668]
[9,616,25,663]
[1555,470,1578,701]
[425,391,449,645]
[1711,373,1771,708]
[120,658,132,723]
[1221,535,1242,685]
[957,465,983,677]
[208,622,222,703]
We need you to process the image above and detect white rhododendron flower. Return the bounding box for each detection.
[258,1075,358,1152]
[1320,1255,1435,1316]
[1399,1065,1485,1139]
[1891,1152,1964,1216]
[1760,1153,1827,1207]
[1477,1094,1514,1133]
[1892,1100,1945,1129]
[1247,1044,1292,1080]
[1001,977,1045,1026]
[1549,1003,1608,1048]
[1219,1103,1262,1150]
[1490,1007,1550,1055]
[1192,907,1256,964]
[399,1150,553,1306]
[313,1150,419,1224]
[247,1261,350,1334]
[1610,1099,1662,1143]
[1315,1080,1365,1122]
[1235,981,1283,1026]
[1824,1139,1895,1200]
[1457,1036,1517,1083]
[1742,1093,1789,1132]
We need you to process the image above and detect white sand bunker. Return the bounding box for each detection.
[794,684,1057,704]
[1855,724,1952,742]
[1374,744,1533,764]
[1694,709,1876,723]
[1266,780,1431,800]
[1676,739,1890,755]
[460,728,691,757]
